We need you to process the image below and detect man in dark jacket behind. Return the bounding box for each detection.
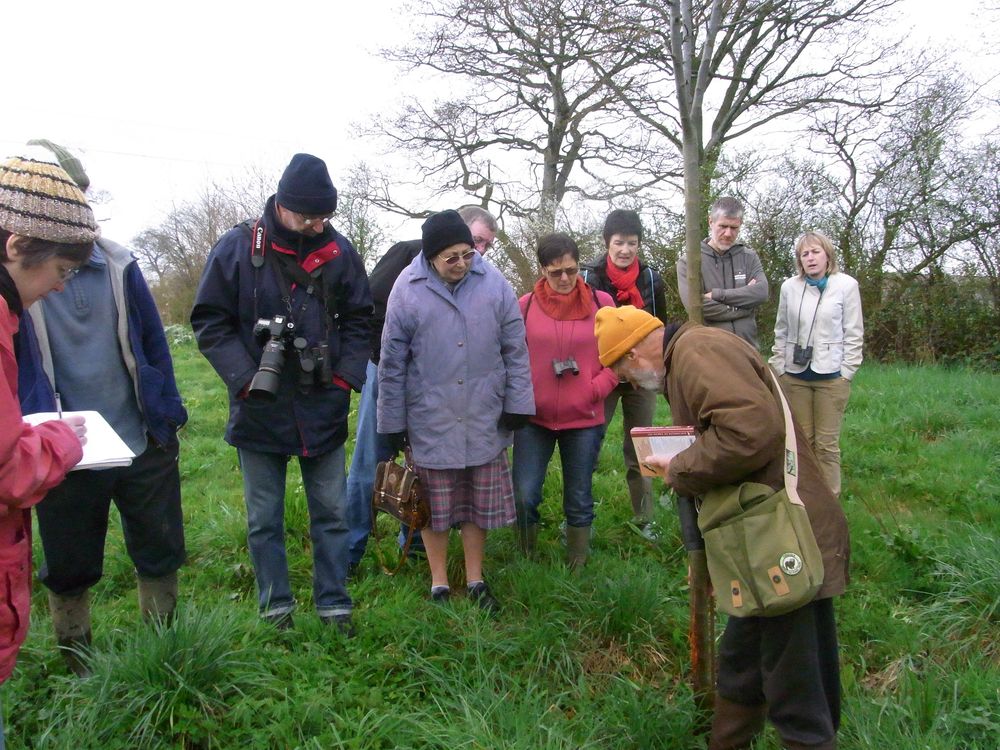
[191,154,372,634]
[676,197,768,348]
[17,140,187,676]
[594,306,849,750]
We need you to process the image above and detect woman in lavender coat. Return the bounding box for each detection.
[378,210,534,612]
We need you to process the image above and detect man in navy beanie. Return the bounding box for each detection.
[192,153,372,634]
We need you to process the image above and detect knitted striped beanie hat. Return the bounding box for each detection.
[0,147,99,244]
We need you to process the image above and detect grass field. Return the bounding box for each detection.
[5,336,999,749]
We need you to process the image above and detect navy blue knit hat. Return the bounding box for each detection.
[276,153,338,214]
[421,209,474,259]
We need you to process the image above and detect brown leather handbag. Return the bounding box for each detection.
[371,458,431,574]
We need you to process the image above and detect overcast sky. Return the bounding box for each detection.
[3,0,996,244]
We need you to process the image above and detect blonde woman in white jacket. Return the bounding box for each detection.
[770,231,863,496]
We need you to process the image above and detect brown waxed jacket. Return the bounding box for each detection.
[663,322,850,600]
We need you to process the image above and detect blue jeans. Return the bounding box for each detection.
[237,445,351,618]
[512,422,605,529]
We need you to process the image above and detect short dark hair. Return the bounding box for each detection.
[0,227,92,268]
[602,209,643,247]
[536,232,579,267]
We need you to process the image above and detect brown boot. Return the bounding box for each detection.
[138,572,178,623]
[48,590,93,678]
[707,695,766,750]
[565,525,591,571]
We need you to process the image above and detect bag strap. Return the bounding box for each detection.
[765,367,803,507]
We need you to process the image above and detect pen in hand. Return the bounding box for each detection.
[55,392,63,419]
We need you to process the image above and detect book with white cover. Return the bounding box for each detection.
[23,410,135,471]
[630,426,697,477]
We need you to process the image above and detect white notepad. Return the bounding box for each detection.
[23,410,136,471]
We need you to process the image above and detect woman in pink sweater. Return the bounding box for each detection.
[512,233,618,568]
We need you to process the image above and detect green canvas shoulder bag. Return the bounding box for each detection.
[696,368,825,617]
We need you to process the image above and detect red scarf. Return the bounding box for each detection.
[532,277,594,321]
[605,257,644,308]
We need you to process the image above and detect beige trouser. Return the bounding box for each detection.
[604,382,656,522]
[780,374,852,496]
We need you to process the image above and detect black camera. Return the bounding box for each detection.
[792,344,813,366]
[552,357,580,377]
[248,316,296,401]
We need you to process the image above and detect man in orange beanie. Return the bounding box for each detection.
[594,306,849,750]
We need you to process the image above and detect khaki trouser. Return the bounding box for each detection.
[604,382,656,522]
[780,374,852,496]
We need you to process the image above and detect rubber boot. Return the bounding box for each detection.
[48,590,93,678]
[565,525,591,571]
[138,571,178,623]
[515,522,538,557]
[707,695,767,750]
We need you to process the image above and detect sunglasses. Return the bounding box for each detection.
[440,250,477,266]
[544,266,579,280]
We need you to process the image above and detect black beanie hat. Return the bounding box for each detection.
[276,153,338,214]
[421,209,474,259]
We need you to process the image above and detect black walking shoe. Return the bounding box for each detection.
[467,581,500,614]
[431,586,451,603]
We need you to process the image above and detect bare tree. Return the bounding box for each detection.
[372,0,677,288]
[599,0,911,322]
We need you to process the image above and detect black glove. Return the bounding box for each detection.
[381,431,409,454]
[498,412,531,431]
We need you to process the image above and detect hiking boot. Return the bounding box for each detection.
[320,613,356,638]
[431,587,451,603]
[467,581,500,614]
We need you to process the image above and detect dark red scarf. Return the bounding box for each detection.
[605,257,644,308]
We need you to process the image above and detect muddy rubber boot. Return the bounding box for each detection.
[707,695,767,750]
[565,525,591,572]
[515,522,538,557]
[48,590,93,678]
[138,572,178,624]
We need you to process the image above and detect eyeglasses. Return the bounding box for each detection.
[57,266,81,282]
[294,211,334,225]
[440,250,477,266]
[472,236,494,253]
[544,266,579,280]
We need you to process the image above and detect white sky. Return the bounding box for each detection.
[2,0,996,244]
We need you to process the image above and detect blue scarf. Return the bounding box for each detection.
[805,275,828,292]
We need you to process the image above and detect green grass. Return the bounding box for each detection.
[5,343,998,748]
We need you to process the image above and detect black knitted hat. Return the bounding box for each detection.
[276,153,338,214]
[421,210,473,259]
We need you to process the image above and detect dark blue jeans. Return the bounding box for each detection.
[237,445,351,618]
[512,422,605,529]
[36,440,186,596]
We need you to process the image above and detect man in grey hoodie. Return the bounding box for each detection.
[676,197,768,348]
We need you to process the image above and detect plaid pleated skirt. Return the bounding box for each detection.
[415,451,516,532]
